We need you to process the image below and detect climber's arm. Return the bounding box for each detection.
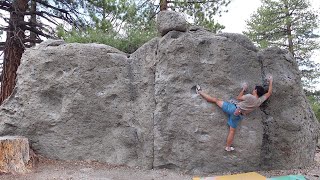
[264,76,273,99]
[236,88,246,101]
[236,82,247,101]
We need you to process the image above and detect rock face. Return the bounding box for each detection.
[0,12,319,174]
[258,47,318,170]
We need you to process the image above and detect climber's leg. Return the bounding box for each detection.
[223,103,242,151]
[226,126,236,151]
[198,91,223,108]
[196,85,223,108]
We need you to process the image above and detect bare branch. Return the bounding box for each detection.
[0,26,9,31]
[0,42,5,51]
[0,16,10,24]
[22,11,61,26]
[23,38,42,44]
[20,25,55,39]
[17,21,51,35]
[35,0,84,28]
[269,42,288,47]
[167,0,223,4]
[137,0,151,9]
[35,0,70,14]
[0,1,12,11]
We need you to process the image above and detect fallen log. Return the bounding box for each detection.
[0,136,30,174]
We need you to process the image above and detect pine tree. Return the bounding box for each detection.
[0,0,85,104]
[244,0,319,88]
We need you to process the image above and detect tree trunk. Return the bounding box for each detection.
[284,0,294,57]
[0,0,29,104]
[160,0,168,11]
[286,23,294,56]
[30,0,37,47]
[0,136,30,174]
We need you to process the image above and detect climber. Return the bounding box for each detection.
[196,75,273,152]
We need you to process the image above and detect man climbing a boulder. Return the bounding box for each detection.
[196,75,273,152]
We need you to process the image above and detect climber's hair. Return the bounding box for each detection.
[255,86,265,97]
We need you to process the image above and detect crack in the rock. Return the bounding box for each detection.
[151,40,160,170]
[258,51,275,169]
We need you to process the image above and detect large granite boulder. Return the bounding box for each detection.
[0,41,155,168]
[0,13,318,174]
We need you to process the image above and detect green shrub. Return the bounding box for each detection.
[307,95,320,122]
[57,26,157,54]
[119,28,158,53]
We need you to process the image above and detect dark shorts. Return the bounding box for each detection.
[222,102,243,128]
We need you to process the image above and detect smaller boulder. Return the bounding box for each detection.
[156,10,188,36]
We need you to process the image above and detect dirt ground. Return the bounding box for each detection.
[1,149,319,180]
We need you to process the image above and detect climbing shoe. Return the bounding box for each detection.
[225,146,235,152]
[196,85,202,94]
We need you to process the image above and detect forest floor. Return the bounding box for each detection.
[0,148,319,180]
